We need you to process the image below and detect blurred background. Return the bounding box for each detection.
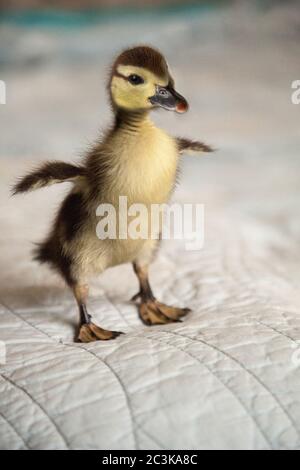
[0,0,300,294]
[1,0,299,157]
[1,2,300,451]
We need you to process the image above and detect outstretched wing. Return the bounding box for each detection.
[12,161,86,195]
[176,137,214,155]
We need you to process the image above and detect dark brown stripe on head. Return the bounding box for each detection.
[112,46,168,79]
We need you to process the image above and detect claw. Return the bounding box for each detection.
[131,291,141,302]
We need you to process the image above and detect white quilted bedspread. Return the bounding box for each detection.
[1,153,300,450]
[1,3,300,450]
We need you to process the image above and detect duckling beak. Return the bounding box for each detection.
[149,85,189,113]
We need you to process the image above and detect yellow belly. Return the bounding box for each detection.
[105,124,178,205]
[70,123,179,278]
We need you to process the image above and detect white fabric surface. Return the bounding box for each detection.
[1,156,300,450]
[0,2,300,450]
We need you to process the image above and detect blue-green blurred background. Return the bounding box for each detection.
[0,0,299,202]
[1,0,299,159]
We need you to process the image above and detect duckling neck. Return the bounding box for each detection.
[114,109,152,134]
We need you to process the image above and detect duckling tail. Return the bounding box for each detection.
[12,161,86,195]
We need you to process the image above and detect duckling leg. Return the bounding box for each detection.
[131,262,191,325]
[73,284,124,342]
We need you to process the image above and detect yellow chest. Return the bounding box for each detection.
[105,124,178,205]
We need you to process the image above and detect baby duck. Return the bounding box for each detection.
[13,46,212,343]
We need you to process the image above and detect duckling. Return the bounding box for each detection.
[13,46,212,343]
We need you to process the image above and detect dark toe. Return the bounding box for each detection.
[111,331,125,338]
[182,308,192,314]
[131,292,141,301]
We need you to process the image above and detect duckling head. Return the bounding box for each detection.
[109,45,189,114]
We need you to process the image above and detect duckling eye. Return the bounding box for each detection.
[159,89,168,96]
[128,74,144,85]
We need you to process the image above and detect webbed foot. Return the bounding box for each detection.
[138,300,191,326]
[77,322,124,343]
